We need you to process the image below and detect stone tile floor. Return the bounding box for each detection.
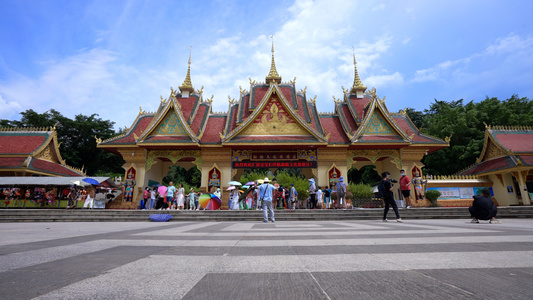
[1,219,532,299]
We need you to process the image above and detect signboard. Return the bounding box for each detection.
[232,161,317,168]
[427,187,494,199]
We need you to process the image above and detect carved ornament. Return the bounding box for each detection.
[145,150,202,171]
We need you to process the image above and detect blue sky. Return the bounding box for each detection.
[1,0,532,129]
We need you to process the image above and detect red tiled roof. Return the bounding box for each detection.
[252,87,269,108]
[519,155,533,166]
[460,156,515,175]
[493,132,533,153]
[104,115,154,145]
[228,105,239,133]
[279,87,294,108]
[0,157,26,168]
[176,96,197,122]
[341,105,358,132]
[190,105,208,134]
[0,133,48,154]
[319,116,350,143]
[29,158,82,176]
[240,95,251,122]
[393,116,445,144]
[350,96,371,120]
[200,116,226,144]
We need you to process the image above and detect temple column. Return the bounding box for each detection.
[202,148,232,205]
[118,148,147,203]
[318,148,348,187]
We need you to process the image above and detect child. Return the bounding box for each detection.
[188,188,196,210]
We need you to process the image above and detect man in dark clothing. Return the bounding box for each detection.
[469,188,499,223]
[380,171,402,223]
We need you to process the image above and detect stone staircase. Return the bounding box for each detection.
[0,206,532,222]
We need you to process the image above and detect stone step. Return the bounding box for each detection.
[0,206,531,222]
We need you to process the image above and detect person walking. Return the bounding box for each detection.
[166,182,176,210]
[289,183,298,210]
[83,186,95,209]
[469,188,499,223]
[316,186,323,209]
[399,169,413,208]
[308,178,317,209]
[379,172,402,222]
[336,176,347,210]
[176,183,185,210]
[142,187,150,209]
[149,188,156,210]
[323,186,332,209]
[230,187,240,210]
[258,177,276,222]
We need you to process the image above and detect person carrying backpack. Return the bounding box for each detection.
[379,171,402,222]
[336,176,347,210]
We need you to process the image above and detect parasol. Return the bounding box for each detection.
[241,185,250,189]
[82,178,100,185]
[245,181,255,186]
[71,180,84,187]
[228,181,242,186]
[149,214,173,222]
[226,186,236,191]
[157,185,167,196]
[198,194,221,210]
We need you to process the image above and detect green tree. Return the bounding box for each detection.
[421,95,533,175]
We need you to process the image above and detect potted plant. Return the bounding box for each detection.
[349,183,374,208]
[425,189,441,207]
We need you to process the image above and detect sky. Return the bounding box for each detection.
[1,0,532,130]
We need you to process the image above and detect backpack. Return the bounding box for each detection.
[377,180,386,199]
[337,183,346,197]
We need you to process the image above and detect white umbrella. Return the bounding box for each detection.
[228,181,242,186]
[71,180,84,186]
[227,186,236,191]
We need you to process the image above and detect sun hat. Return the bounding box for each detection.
[263,177,271,183]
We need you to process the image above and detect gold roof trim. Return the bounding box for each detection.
[266,36,282,84]
[350,50,366,93]
[179,47,194,93]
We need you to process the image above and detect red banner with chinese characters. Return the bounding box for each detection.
[232,161,317,168]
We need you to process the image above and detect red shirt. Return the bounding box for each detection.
[400,175,411,190]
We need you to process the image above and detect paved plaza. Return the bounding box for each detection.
[1,219,533,299]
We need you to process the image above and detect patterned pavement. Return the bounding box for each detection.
[1,219,533,299]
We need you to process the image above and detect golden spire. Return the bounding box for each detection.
[350,47,366,93]
[179,47,194,94]
[266,36,282,84]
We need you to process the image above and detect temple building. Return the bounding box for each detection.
[459,125,533,205]
[0,126,85,177]
[97,45,448,203]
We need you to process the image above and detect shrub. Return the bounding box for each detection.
[349,183,374,199]
[425,189,441,207]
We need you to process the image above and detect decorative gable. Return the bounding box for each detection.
[239,97,310,136]
[362,110,395,135]
[154,110,187,135]
[222,84,327,144]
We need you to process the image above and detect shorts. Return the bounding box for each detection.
[401,190,411,198]
[166,196,174,204]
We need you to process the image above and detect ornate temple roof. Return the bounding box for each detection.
[459,126,533,175]
[0,127,85,176]
[98,49,448,153]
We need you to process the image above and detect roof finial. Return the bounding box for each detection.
[179,46,194,94]
[350,47,366,94]
[266,35,282,84]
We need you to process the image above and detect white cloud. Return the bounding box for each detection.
[366,72,404,87]
[0,94,22,118]
[411,33,533,84]
[372,3,386,11]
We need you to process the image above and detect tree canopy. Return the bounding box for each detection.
[407,95,533,175]
[1,109,124,176]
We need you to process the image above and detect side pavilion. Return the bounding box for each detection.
[460,125,533,205]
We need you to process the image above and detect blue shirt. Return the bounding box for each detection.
[258,183,276,202]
